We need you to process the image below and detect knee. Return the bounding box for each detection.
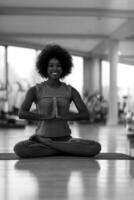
[93,142,101,155]
[14,141,28,158]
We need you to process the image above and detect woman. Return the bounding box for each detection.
[14,44,101,158]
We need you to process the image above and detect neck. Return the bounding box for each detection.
[46,79,61,87]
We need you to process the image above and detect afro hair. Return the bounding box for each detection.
[36,44,73,79]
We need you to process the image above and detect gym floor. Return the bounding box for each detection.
[0,122,134,200]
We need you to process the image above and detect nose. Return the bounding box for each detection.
[52,64,61,71]
[53,65,58,70]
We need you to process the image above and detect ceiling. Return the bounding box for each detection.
[1,0,134,63]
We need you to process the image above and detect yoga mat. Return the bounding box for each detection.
[95,153,134,160]
[0,153,134,160]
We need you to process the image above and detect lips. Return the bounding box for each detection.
[51,72,59,76]
[48,69,62,79]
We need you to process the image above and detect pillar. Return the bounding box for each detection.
[107,40,119,125]
[83,57,101,96]
[5,46,9,112]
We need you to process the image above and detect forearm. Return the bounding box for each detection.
[18,110,89,122]
[59,111,89,121]
[18,110,47,121]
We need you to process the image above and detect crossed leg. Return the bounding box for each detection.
[36,137,101,157]
[14,136,101,158]
[14,139,62,158]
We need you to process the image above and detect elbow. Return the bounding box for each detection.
[84,112,90,120]
[81,111,90,120]
[18,110,24,119]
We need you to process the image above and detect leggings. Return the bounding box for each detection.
[14,135,101,158]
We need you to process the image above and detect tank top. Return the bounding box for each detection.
[35,81,72,137]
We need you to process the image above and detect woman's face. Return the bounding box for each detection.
[47,58,63,80]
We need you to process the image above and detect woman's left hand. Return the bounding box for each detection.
[56,114,68,120]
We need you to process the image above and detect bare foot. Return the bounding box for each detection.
[36,136,52,145]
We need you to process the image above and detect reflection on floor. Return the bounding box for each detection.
[0,123,134,200]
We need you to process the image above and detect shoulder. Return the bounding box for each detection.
[62,82,72,90]
[36,81,46,90]
[62,83,73,96]
[66,84,79,94]
[27,86,36,95]
[35,81,46,97]
[63,83,80,99]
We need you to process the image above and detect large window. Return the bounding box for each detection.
[101,60,134,110]
[0,46,83,111]
[64,56,83,95]
[7,46,37,85]
[0,46,6,87]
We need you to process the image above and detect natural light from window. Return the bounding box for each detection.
[102,60,134,106]
[2,46,83,95]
